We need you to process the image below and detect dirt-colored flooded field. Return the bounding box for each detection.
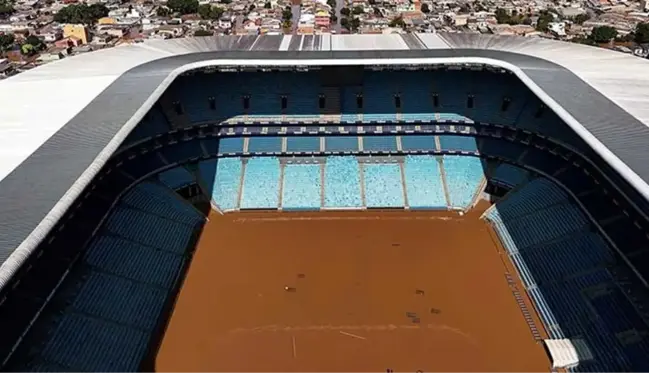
[154,208,550,372]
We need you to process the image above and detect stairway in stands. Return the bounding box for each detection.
[321,86,341,118]
[158,92,191,129]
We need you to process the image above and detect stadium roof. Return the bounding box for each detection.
[0,32,649,290]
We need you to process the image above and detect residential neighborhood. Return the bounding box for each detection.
[1,0,649,76]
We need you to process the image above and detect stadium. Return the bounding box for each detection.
[0,32,649,371]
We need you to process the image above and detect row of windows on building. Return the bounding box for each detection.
[171,94,546,118]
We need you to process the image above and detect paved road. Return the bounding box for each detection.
[291,4,301,34]
[334,0,343,33]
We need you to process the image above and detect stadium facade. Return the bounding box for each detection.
[0,33,649,371]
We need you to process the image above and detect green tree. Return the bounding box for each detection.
[194,29,213,36]
[25,34,44,50]
[53,3,108,24]
[20,43,35,56]
[389,16,405,28]
[350,16,360,30]
[495,8,510,24]
[340,17,349,29]
[220,0,232,4]
[535,10,554,32]
[198,4,223,19]
[264,1,271,8]
[573,13,589,24]
[327,0,336,8]
[0,33,14,51]
[421,3,430,13]
[156,6,171,16]
[634,22,649,43]
[589,25,617,43]
[0,0,14,18]
[352,5,363,14]
[340,7,350,16]
[166,0,198,15]
[282,6,292,21]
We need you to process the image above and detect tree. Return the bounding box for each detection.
[535,10,554,32]
[220,0,232,4]
[635,22,649,43]
[330,14,337,23]
[20,43,35,56]
[198,4,223,19]
[589,25,617,43]
[166,0,198,15]
[0,33,14,51]
[350,16,360,30]
[25,34,44,50]
[421,3,430,13]
[495,8,508,24]
[248,4,255,12]
[340,7,350,16]
[53,3,108,24]
[389,15,405,28]
[282,6,292,21]
[0,0,14,18]
[194,29,213,36]
[573,13,589,24]
[340,17,349,29]
[327,0,336,8]
[156,6,171,16]
[264,1,271,8]
[352,5,363,14]
[368,0,375,4]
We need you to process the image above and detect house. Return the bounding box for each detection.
[314,9,330,28]
[54,36,82,48]
[39,27,63,42]
[218,17,232,29]
[36,49,66,62]
[62,24,89,44]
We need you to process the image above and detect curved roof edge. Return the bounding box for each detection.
[1,34,649,292]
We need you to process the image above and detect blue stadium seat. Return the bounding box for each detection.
[362,136,398,152]
[247,137,282,153]
[85,235,183,289]
[40,313,149,372]
[404,156,446,209]
[286,137,320,152]
[401,135,436,151]
[438,135,478,152]
[158,166,195,190]
[324,156,362,208]
[324,136,358,152]
[240,157,280,209]
[72,272,167,330]
[218,138,245,154]
[282,163,321,209]
[212,157,242,210]
[363,162,405,208]
[442,156,484,209]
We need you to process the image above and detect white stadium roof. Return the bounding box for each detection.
[1,32,649,291]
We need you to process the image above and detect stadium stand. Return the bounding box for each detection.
[442,156,485,209]
[282,162,322,210]
[324,156,362,208]
[403,155,447,209]
[3,50,649,373]
[362,161,405,208]
[240,157,281,209]
[485,176,649,372]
